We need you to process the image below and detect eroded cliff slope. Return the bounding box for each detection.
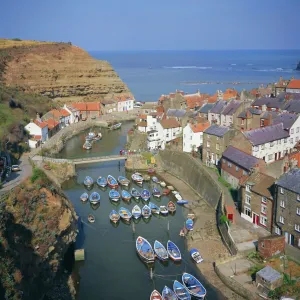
[0,39,132,102]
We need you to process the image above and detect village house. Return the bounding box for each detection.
[256,266,282,296]
[159,90,187,112]
[207,100,227,125]
[286,79,300,94]
[137,114,148,133]
[25,116,49,148]
[147,130,161,150]
[72,102,102,118]
[220,99,245,128]
[240,172,275,232]
[42,108,71,128]
[251,96,286,112]
[100,100,117,114]
[114,96,134,112]
[183,91,211,111]
[44,119,60,138]
[221,88,239,101]
[220,146,265,188]
[202,125,237,166]
[140,102,158,114]
[63,104,80,123]
[274,168,300,249]
[236,107,263,131]
[198,103,214,119]
[137,112,163,133]
[183,118,210,153]
[274,76,290,96]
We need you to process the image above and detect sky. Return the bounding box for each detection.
[1,0,300,51]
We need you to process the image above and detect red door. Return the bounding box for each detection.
[253,214,259,225]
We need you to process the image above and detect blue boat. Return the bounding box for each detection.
[131,188,141,200]
[186,219,194,231]
[121,190,131,201]
[89,192,100,204]
[83,176,94,188]
[177,199,189,205]
[154,240,168,261]
[162,286,177,300]
[173,281,190,300]
[167,240,182,261]
[131,172,143,184]
[119,207,132,221]
[136,236,155,263]
[149,202,160,214]
[109,210,120,223]
[132,205,142,219]
[141,189,150,201]
[152,176,159,183]
[97,176,107,188]
[118,176,130,187]
[107,175,118,189]
[182,273,206,299]
[142,205,151,218]
[109,189,120,202]
[152,188,161,198]
[80,192,89,202]
[190,248,203,264]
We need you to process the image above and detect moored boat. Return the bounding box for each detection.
[131,188,141,199]
[160,181,166,187]
[97,176,107,188]
[110,122,122,130]
[149,202,160,214]
[83,141,92,150]
[152,176,160,183]
[163,189,171,196]
[132,173,143,184]
[83,176,94,188]
[119,207,132,221]
[109,210,120,223]
[173,280,190,300]
[152,188,161,198]
[80,192,89,202]
[144,174,151,181]
[167,185,175,191]
[132,205,142,219]
[167,201,176,213]
[136,236,155,263]
[177,199,188,205]
[118,176,130,186]
[154,240,168,261]
[142,205,151,219]
[86,131,96,140]
[141,189,150,201]
[167,240,182,261]
[162,286,177,300]
[89,192,100,204]
[109,189,120,202]
[93,132,102,140]
[148,168,155,175]
[182,273,206,299]
[190,248,203,264]
[150,290,162,300]
[107,175,118,189]
[121,190,131,201]
[175,193,183,201]
[88,214,95,223]
[160,206,168,216]
[185,219,194,231]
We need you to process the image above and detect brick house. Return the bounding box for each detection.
[258,235,285,259]
[71,102,102,118]
[240,172,275,232]
[202,125,237,166]
[286,79,300,93]
[274,168,300,249]
[221,146,265,188]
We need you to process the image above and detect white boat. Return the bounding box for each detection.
[160,181,166,187]
[190,248,204,264]
[83,141,92,150]
[175,193,182,201]
[160,206,168,216]
[132,205,142,219]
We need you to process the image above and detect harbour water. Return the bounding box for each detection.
[61,124,224,299]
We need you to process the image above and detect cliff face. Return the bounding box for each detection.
[0,170,77,300]
[0,39,132,102]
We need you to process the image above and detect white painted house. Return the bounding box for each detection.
[116,98,134,112]
[286,79,300,94]
[25,119,48,148]
[63,104,80,124]
[137,113,161,133]
[147,130,162,150]
[157,118,182,150]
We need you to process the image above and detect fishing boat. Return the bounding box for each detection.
[190,248,203,264]
[152,176,160,183]
[83,141,92,150]
[93,133,102,141]
[96,176,107,188]
[132,173,143,184]
[172,190,179,195]
[132,205,142,219]
[109,189,120,202]
[83,176,94,188]
[182,273,206,299]
[89,192,100,204]
[142,205,151,219]
[160,206,168,216]
[185,219,194,231]
[175,193,183,201]
[118,176,130,187]
[173,281,191,300]
[121,190,131,201]
[80,192,89,202]
[109,210,120,223]
[141,189,150,201]
[167,201,176,213]
[150,290,162,300]
[162,286,177,300]
[110,123,122,130]
[119,207,132,221]
[88,214,95,223]
[160,181,166,187]
[107,175,118,189]
[86,131,96,140]
[177,199,188,205]
[163,189,171,196]
[167,240,182,261]
[167,185,175,191]
[149,202,160,214]
[131,188,141,200]
[152,188,161,198]
[154,240,168,261]
[136,236,155,263]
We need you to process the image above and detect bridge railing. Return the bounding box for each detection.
[71,154,139,163]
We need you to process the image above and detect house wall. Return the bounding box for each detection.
[147,131,161,150]
[138,126,147,133]
[286,88,300,94]
[208,112,221,125]
[101,104,117,114]
[230,132,253,155]
[183,124,203,153]
[28,140,38,149]
[117,99,134,112]
[256,274,282,291]
[258,237,285,259]
[25,122,48,141]
[147,115,158,131]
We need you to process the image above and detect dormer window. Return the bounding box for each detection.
[246,185,251,192]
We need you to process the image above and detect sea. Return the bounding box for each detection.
[89,50,300,102]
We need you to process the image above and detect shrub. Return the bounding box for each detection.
[30,168,47,183]
[11,38,22,41]
[220,214,229,225]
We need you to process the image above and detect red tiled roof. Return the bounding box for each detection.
[160,118,181,129]
[45,118,59,130]
[34,120,48,129]
[72,102,101,111]
[190,121,210,133]
[223,89,238,100]
[33,135,42,140]
[60,109,71,117]
[139,114,147,119]
[184,94,210,109]
[114,95,133,102]
[287,79,300,89]
[156,105,165,113]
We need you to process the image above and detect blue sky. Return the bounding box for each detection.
[1,0,300,51]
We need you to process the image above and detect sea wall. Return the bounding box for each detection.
[157,150,221,209]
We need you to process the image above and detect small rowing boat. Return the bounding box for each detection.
[89,192,100,204]
[148,168,155,175]
[118,176,130,186]
[167,240,181,261]
[167,201,176,213]
[160,206,168,216]
[109,189,120,202]
[152,188,161,198]
[119,207,132,221]
[160,181,166,187]
[80,192,89,202]
[132,205,142,219]
[149,202,160,214]
[163,189,171,196]
[142,205,151,219]
[167,185,175,191]
[110,123,122,130]
[175,193,183,201]
[177,199,188,205]
[83,141,92,150]
[136,236,155,263]
[162,286,177,300]
[141,189,150,201]
[121,190,131,201]
[88,214,95,223]
[185,219,194,231]
[154,240,168,261]
[83,176,94,188]
[132,172,143,184]
[152,176,160,183]
[93,132,102,140]
[150,290,162,300]
[107,175,118,189]
[182,273,206,299]
[190,248,203,264]
[173,280,190,300]
[97,176,107,188]
[131,188,141,199]
[109,210,120,223]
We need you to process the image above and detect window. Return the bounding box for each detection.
[296,137,299,142]
[260,216,267,226]
[284,138,287,143]
[275,226,281,235]
[290,138,293,143]
[295,224,300,232]
[216,143,220,150]
[241,119,245,125]
[246,195,251,205]
[297,127,299,133]
[174,132,176,137]
[261,144,265,150]
[291,128,294,134]
[261,242,265,248]
[278,139,281,145]
[261,205,267,214]
[236,166,239,172]
[298,195,300,201]
[254,146,259,152]
[268,154,273,161]
[166,134,169,138]
[260,119,265,127]
[270,141,274,147]
[297,207,300,216]
[246,185,251,192]
[228,162,232,167]
[262,197,267,204]
[207,141,210,148]
[280,200,285,208]
[279,216,284,224]
[243,170,248,176]
[244,207,251,217]
[280,188,284,194]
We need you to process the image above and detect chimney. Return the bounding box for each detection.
[268,113,273,126]
[291,76,294,80]
[197,89,201,95]
[261,104,267,112]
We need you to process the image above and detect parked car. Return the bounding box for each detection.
[11,165,21,172]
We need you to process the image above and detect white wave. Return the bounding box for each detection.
[163,66,212,69]
[255,68,293,72]
[230,63,237,66]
